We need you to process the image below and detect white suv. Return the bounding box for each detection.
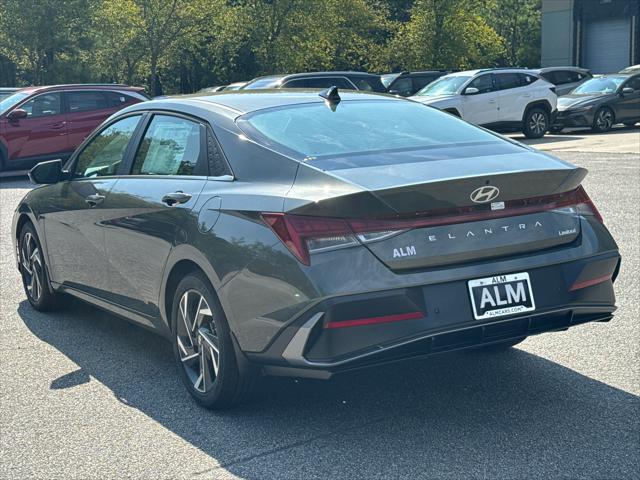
[409,68,557,138]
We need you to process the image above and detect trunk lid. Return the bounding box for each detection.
[284,143,588,270]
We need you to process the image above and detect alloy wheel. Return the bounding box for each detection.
[175,290,220,393]
[596,109,613,131]
[21,232,44,302]
[529,112,547,136]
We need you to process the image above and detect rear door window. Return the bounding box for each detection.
[104,91,135,107]
[131,115,204,176]
[67,91,109,113]
[389,77,413,95]
[495,73,522,91]
[20,93,62,118]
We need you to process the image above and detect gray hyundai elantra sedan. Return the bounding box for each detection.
[12,89,620,408]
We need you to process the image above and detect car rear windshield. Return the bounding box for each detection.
[237,100,500,160]
[0,92,29,114]
[572,76,626,94]
[380,73,400,88]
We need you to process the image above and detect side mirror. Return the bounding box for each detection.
[621,87,634,96]
[464,87,479,95]
[29,159,64,184]
[7,108,28,121]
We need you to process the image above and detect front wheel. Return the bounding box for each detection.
[592,107,615,133]
[19,223,69,311]
[172,272,255,409]
[523,108,549,139]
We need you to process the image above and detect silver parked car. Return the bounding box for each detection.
[534,67,592,96]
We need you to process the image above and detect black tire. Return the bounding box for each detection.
[591,107,615,133]
[523,107,549,139]
[479,337,526,352]
[623,121,637,127]
[171,272,255,409]
[18,223,69,311]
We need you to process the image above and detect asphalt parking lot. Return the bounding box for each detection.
[1,126,638,479]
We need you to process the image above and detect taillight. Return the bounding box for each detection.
[262,186,603,265]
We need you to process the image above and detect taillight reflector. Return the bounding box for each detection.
[324,311,424,329]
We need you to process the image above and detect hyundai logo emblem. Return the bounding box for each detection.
[470,186,500,203]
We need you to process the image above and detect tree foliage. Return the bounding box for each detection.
[0,0,541,94]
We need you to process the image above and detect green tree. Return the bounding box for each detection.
[489,0,541,67]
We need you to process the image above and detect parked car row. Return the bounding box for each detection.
[2,65,637,173]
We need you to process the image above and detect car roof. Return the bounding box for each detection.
[252,71,381,82]
[535,66,590,73]
[129,89,397,116]
[16,84,145,95]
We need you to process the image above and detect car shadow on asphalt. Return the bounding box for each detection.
[18,299,639,479]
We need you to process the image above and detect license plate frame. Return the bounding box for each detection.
[468,272,536,320]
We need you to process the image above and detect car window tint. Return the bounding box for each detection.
[624,76,640,90]
[284,77,354,89]
[104,91,134,107]
[522,74,539,85]
[412,75,437,92]
[390,77,412,95]
[239,100,500,160]
[20,93,62,118]
[75,115,141,177]
[352,78,375,91]
[468,74,494,93]
[495,73,522,90]
[68,91,108,113]
[132,115,202,176]
[554,71,577,84]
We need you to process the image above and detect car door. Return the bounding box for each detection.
[5,92,68,162]
[495,72,535,123]
[102,113,209,318]
[615,76,640,122]
[65,90,116,150]
[460,74,499,125]
[42,114,143,296]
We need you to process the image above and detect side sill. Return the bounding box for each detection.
[58,284,167,336]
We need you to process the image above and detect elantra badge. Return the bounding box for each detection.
[470,186,500,203]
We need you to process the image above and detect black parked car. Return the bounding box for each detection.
[552,73,640,132]
[381,71,449,97]
[242,71,386,92]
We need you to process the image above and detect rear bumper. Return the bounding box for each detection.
[248,250,620,379]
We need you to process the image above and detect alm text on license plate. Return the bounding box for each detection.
[468,272,536,320]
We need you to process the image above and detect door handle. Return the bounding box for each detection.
[488,99,497,104]
[85,194,105,207]
[49,121,66,129]
[162,192,192,206]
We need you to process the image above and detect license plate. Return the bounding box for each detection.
[468,272,536,320]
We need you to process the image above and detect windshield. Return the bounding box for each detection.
[238,100,500,160]
[414,76,471,96]
[380,74,400,88]
[572,76,626,94]
[0,92,29,114]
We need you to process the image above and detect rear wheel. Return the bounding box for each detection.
[19,223,69,311]
[172,272,254,409]
[592,107,614,133]
[523,107,549,139]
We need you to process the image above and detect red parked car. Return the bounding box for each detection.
[0,84,148,173]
